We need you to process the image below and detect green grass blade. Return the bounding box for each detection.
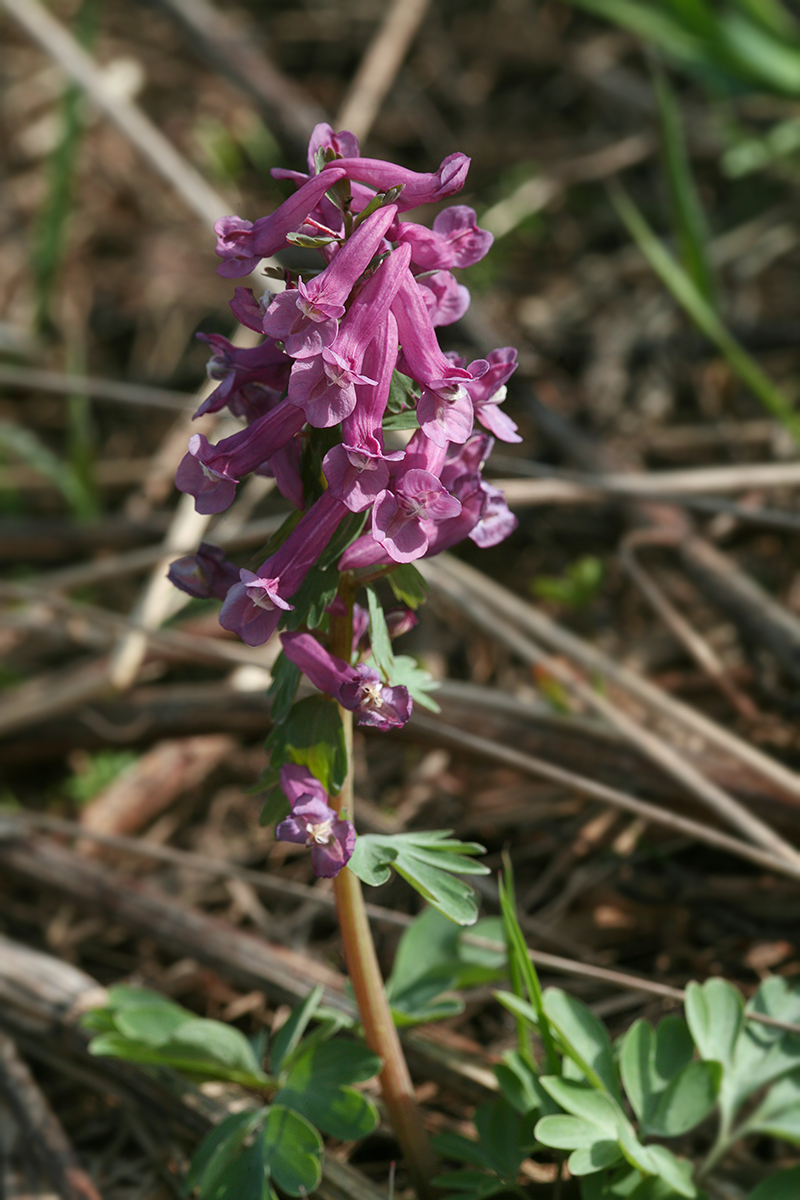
[499,859,560,1075]
[0,421,96,518]
[718,12,800,96]
[729,0,798,40]
[609,181,800,445]
[31,0,100,331]
[567,0,706,64]
[653,66,717,309]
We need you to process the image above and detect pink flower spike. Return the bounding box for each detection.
[214,167,347,277]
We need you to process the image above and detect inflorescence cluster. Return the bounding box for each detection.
[169,124,519,873]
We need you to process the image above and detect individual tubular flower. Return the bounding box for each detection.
[194,333,292,420]
[262,205,397,358]
[168,543,240,600]
[462,347,520,443]
[281,631,412,730]
[322,152,470,212]
[392,271,487,446]
[416,271,470,327]
[275,764,355,878]
[323,438,404,512]
[175,402,305,514]
[214,167,347,277]
[372,468,462,563]
[219,489,348,646]
[395,206,493,271]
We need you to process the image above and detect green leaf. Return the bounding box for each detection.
[385,369,419,415]
[266,653,301,725]
[649,1060,720,1136]
[742,1069,800,1143]
[387,653,441,711]
[113,1003,191,1046]
[685,978,744,1070]
[261,1105,323,1197]
[90,1021,269,1088]
[539,1077,625,1134]
[265,695,347,794]
[495,1050,553,1117]
[382,410,420,431]
[269,986,323,1075]
[0,420,96,518]
[386,907,463,1025]
[610,183,800,445]
[366,588,395,679]
[620,1016,694,1129]
[475,1096,535,1177]
[536,1114,610,1150]
[653,66,716,308]
[348,831,488,925]
[273,1039,380,1141]
[432,1168,514,1198]
[727,976,800,1107]
[748,1167,800,1200]
[386,562,429,609]
[184,1110,265,1198]
[569,1141,626,1176]
[543,988,622,1101]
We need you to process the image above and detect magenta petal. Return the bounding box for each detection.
[279,763,329,808]
[280,631,359,702]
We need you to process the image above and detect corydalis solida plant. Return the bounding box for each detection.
[169,123,517,1195]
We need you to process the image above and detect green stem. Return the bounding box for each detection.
[329,578,438,1200]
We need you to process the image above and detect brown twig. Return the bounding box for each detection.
[0,1032,102,1200]
[423,556,800,864]
[1,0,231,227]
[335,0,432,142]
[422,554,800,806]
[151,0,326,160]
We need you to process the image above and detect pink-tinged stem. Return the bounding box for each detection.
[329,580,437,1199]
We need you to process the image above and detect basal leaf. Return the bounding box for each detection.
[113,1003,191,1046]
[742,1069,800,1143]
[273,1038,380,1141]
[685,978,743,1070]
[620,1016,695,1131]
[544,988,622,1102]
[269,986,323,1075]
[649,1060,720,1137]
[536,1114,607,1150]
[185,1110,265,1198]
[261,1105,322,1197]
[568,1141,625,1176]
[540,1077,625,1135]
[748,1166,800,1200]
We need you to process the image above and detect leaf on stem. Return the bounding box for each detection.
[348,831,489,925]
